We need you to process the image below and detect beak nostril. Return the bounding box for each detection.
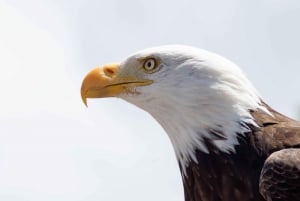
[104,67,115,77]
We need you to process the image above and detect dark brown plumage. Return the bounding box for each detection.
[259,148,300,201]
[182,104,300,201]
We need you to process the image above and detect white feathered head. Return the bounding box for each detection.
[81,45,266,170]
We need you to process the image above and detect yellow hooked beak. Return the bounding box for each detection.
[81,63,152,106]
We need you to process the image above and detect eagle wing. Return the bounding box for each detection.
[259,148,300,201]
[251,104,300,201]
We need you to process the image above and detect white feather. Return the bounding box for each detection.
[119,45,268,174]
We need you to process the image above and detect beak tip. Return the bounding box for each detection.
[83,100,88,108]
[81,92,88,107]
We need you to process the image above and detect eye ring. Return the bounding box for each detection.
[143,58,157,71]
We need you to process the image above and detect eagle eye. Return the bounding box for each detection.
[143,58,157,72]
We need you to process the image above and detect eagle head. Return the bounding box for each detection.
[81,45,266,170]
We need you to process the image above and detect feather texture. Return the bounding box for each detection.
[91,45,300,201]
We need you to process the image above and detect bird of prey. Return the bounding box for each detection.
[81,45,300,201]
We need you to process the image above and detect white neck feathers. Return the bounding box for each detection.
[121,46,269,174]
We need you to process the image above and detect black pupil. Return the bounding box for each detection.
[147,61,152,67]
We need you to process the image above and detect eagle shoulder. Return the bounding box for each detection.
[251,103,300,200]
[259,148,300,201]
[250,103,300,156]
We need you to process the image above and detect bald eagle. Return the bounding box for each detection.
[81,45,300,201]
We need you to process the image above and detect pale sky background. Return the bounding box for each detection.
[0,0,300,201]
